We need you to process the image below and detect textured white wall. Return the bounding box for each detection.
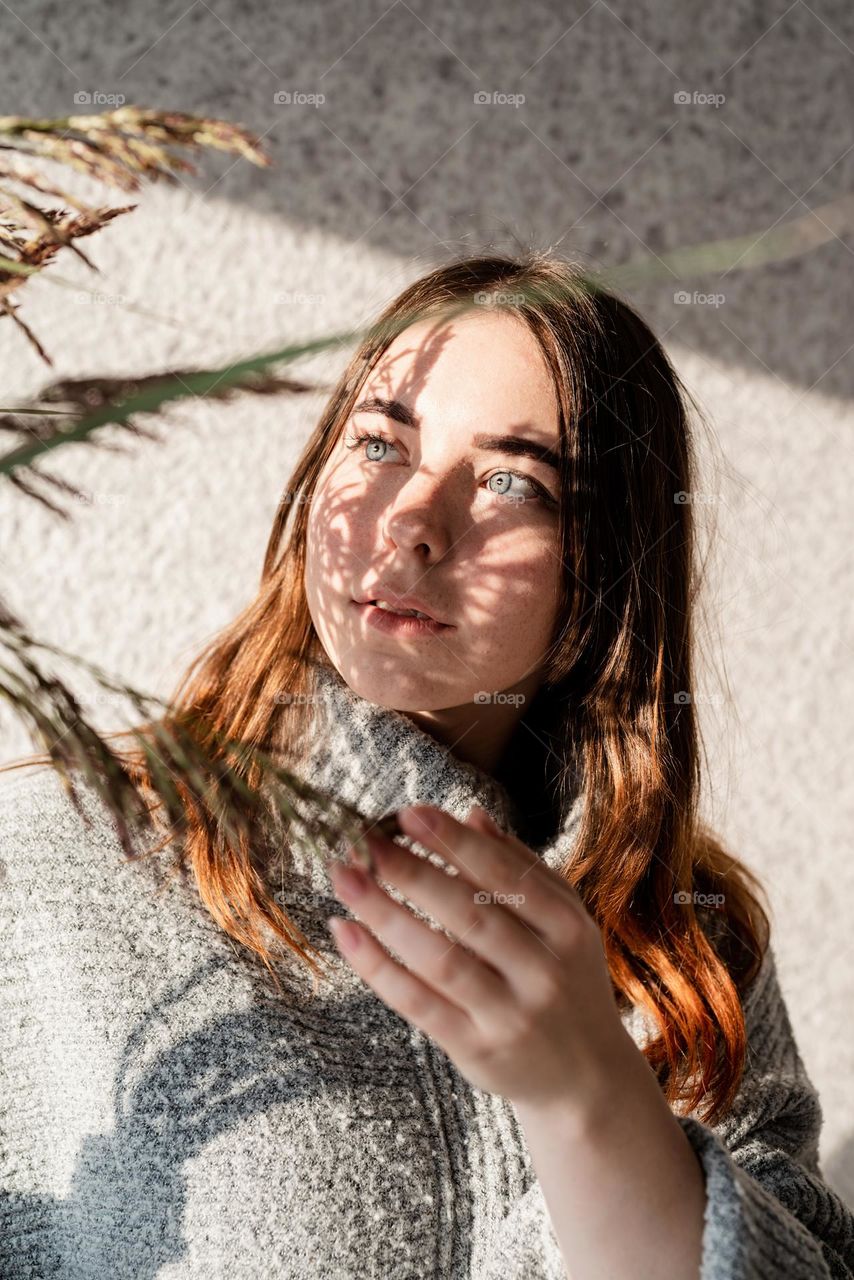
[1,0,852,1202]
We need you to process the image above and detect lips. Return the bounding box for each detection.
[356,589,449,626]
[354,600,452,636]
[369,600,432,620]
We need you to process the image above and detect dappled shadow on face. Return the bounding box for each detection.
[303,313,570,769]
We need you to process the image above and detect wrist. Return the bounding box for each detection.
[514,1024,662,1143]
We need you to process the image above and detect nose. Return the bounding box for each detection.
[380,466,454,560]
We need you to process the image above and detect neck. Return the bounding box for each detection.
[400,670,548,777]
[401,700,520,777]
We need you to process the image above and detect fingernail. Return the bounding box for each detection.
[328,916,360,950]
[330,862,368,898]
[350,834,375,872]
[399,805,437,833]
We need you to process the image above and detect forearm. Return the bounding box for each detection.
[514,1027,707,1280]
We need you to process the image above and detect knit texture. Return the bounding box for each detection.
[1,659,852,1279]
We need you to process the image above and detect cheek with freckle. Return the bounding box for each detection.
[459,535,561,674]
[305,465,562,699]
[304,475,394,664]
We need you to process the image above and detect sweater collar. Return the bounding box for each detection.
[261,661,660,1046]
[274,660,585,893]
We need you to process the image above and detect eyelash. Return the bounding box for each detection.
[344,429,558,509]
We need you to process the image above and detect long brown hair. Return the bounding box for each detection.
[4,251,770,1125]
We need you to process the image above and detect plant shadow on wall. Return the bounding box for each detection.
[0,103,852,933]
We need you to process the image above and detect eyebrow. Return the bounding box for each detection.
[352,396,562,474]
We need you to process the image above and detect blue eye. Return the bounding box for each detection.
[345,429,558,509]
[485,471,544,503]
[345,430,401,463]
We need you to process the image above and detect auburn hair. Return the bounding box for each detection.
[5,250,770,1126]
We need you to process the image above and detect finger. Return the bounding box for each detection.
[366,832,562,1001]
[327,915,475,1056]
[327,858,511,1020]
[395,805,589,950]
[464,804,509,839]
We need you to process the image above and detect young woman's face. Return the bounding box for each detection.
[304,309,563,738]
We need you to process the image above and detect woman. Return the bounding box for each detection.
[2,252,852,1278]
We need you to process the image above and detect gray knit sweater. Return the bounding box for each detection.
[2,661,853,1279]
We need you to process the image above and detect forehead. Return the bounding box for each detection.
[363,310,559,429]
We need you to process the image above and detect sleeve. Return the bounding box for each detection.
[674,943,854,1279]
[473,943,854,1280]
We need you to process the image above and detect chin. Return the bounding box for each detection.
[335,660,457,712]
